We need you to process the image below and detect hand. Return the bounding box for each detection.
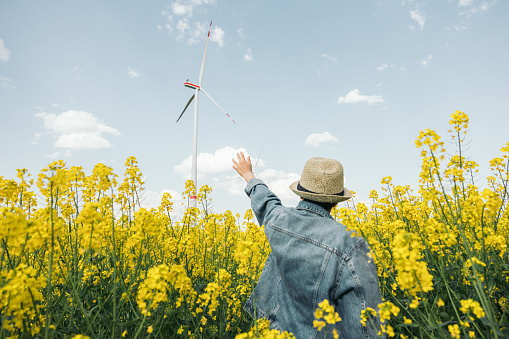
[232,152,255,183]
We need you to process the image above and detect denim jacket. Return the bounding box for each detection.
[243,179,385,339]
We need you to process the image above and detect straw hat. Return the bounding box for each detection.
[289,157,352,203]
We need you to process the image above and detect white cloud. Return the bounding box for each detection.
[31,133,42,145]
[321,54,337,64]
[172,2,193,16]
[0,39,10,62]
[337,89,384,105]
[0,75,14,89]
[127,67,142,78]
[421,54,433,66]
[377,62,389,71]
[35,110,121,149]
[257,169,300,206]
[175,146,302,208]
[410,9,426,30]
[176,19,190,34]
[161,1,225,47]
[211,174,246,198]
[444,0,498,33]
[459,0,497,18]
[142,189,182,211]
[244,48,253,62]
[186,22,209,45]
[213,168,300,207]
[45,149,71,159]
[175,146,266,178]
[54,134,113,149]
[458,0,474,7]
[305,132,339,147]
[480,1,495,12]
[448,24,467,31]
[210,26,225,48]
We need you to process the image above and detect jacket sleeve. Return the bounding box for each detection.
[334,240,385,339]
[244,178,283,226]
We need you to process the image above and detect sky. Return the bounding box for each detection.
[1,0,508,217]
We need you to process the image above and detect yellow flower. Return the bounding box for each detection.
[448,324,461,339]
[147,326,153,334]
[381,176,393,185]
[449,110,469,132]
[314,299,341,329]
[387,325,395,337]
[360,307,377,327]
[313,320,326,331]
[0,264,45,333]
[409,298,419,309]
[460,299,486,319]
[378,301,400,323]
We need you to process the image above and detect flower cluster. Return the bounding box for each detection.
[0,264,45,335]
[0,110,508,338]
[235,319,295,339]
[334,111,508,338]
[313,299,341,338]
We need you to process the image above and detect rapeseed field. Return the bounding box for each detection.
[1,111,508,338]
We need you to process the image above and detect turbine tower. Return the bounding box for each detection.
[177,21,235,208]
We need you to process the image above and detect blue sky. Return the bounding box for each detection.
[1,0,508,216]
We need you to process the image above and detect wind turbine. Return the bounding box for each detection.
[177,21,235,208]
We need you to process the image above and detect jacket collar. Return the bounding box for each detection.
[296,200,334,220]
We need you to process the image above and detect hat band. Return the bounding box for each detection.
[297,182,344,196]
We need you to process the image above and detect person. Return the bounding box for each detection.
[232,152,384,339]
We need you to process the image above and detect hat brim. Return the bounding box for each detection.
[289,181,352,203]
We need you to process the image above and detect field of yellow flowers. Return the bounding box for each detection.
[1,111,508,339]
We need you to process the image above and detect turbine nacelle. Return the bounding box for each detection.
[177,81,236,124]
[184,82,200,90]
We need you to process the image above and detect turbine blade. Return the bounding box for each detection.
[254,146,263,172]
[198,21,213,86]
[176,94,195,123]
[200,88,236,124]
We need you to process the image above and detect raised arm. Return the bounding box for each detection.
[233,151,282,225]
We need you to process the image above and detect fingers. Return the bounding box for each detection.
[232,151,252,169]
[233,152,245,163]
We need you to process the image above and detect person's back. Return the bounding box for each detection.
[232,153,385,338]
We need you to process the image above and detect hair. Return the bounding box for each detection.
[303,199,337,213]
